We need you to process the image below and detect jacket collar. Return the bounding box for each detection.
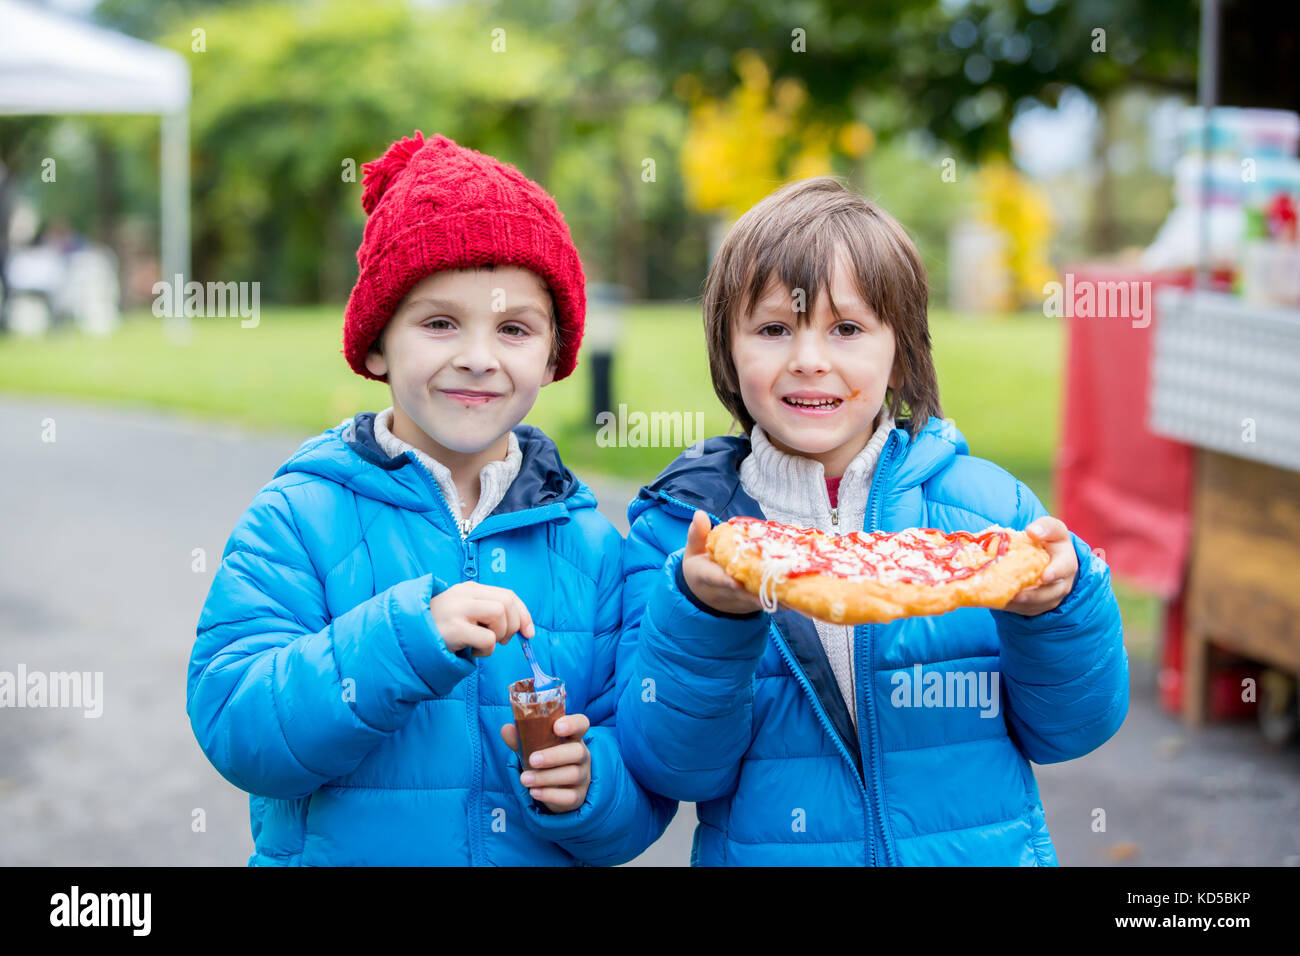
[740,417,894,532]
[279,411,586,522]
[630,434,759,524]
[630,415,970,527]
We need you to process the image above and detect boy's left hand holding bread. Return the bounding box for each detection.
[1003,517,1078,616]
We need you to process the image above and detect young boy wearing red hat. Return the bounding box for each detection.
[187,131,675,865]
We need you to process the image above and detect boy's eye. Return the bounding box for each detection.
[834,322,862,336]
[500,323,529,337]
[424,317,454,330]
[757,323,788,337]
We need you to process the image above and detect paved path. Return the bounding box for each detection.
[1,395,1296,866]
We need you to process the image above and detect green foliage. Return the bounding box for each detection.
[88,0,711,300]
[6,0,1202,309]
[519,0,1199,159]
[106,1,569,300]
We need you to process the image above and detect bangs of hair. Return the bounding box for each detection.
[734,214,900,329]
[703,176,942,438]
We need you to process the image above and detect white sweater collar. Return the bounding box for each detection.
[372,406,522,533]
[739,412,896,532]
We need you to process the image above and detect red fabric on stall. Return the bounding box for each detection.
[1054,265,1197,600]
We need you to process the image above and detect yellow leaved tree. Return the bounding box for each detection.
[973,160,1057,308]
[679,50,873,223]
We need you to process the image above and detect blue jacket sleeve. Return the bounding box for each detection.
[507,520,677,865]
[615,507,770,803]
[187,487,474,800]
[993,481,1130,764]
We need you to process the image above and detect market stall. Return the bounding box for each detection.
[1149,290,1300,736]
[1056,105,1300,740]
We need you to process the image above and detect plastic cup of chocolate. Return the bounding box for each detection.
[508,677,567,770]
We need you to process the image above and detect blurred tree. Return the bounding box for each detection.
[97,0,706,300]
[509,0,1199,264]
[864,134,976,309]
[22,0,1202,306]
[95,0,254,40]
[0,118,55,189]
[678,51,865,221]
[974,159,1055,307]
[104,0,573,301]
[488,0,708,298]
[529,0,1198,159]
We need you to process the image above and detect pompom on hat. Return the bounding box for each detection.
[342,130,586,381]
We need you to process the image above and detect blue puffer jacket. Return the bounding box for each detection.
[188,411,675,866]
[616,416,1129,866]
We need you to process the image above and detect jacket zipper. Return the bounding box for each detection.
[406,453,482,862]
[402,451,572,861]
[846,630,856,725]
[767,624,876,864]
[658,491,877,862]
[408,455,470,540]
[462,531,481,864]
[859,432,899,866]
[827,492,849,729]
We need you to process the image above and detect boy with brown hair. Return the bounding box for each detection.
[617,176,1128,866]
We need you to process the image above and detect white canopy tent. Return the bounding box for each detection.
[0,0,190,301]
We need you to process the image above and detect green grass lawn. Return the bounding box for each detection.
[0,301,1159,658]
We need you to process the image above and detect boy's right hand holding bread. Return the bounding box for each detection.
[681,510,764,616]
[430,581,535,656]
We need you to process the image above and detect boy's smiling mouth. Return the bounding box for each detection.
[781,390,844,413]
[440,388,502,406]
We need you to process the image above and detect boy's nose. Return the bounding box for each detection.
[452,331,501,375]
[787,329,831,375]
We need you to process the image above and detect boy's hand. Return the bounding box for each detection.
[1004,518,1078,616]
[500,714,592,813]
[681,510,765,616]
[430,582,534,657]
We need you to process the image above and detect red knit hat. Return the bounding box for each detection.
[342,131,586,381]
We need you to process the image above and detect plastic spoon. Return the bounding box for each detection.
[519,633,555,693]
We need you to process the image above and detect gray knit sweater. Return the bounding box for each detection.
[372,406,523,537]
[738,414,896,731]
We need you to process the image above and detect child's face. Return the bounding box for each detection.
[365,266,556,456]
[731,246,900,472]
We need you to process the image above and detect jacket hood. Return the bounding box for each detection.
[276,411,594,518]
[629,415,967,524]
